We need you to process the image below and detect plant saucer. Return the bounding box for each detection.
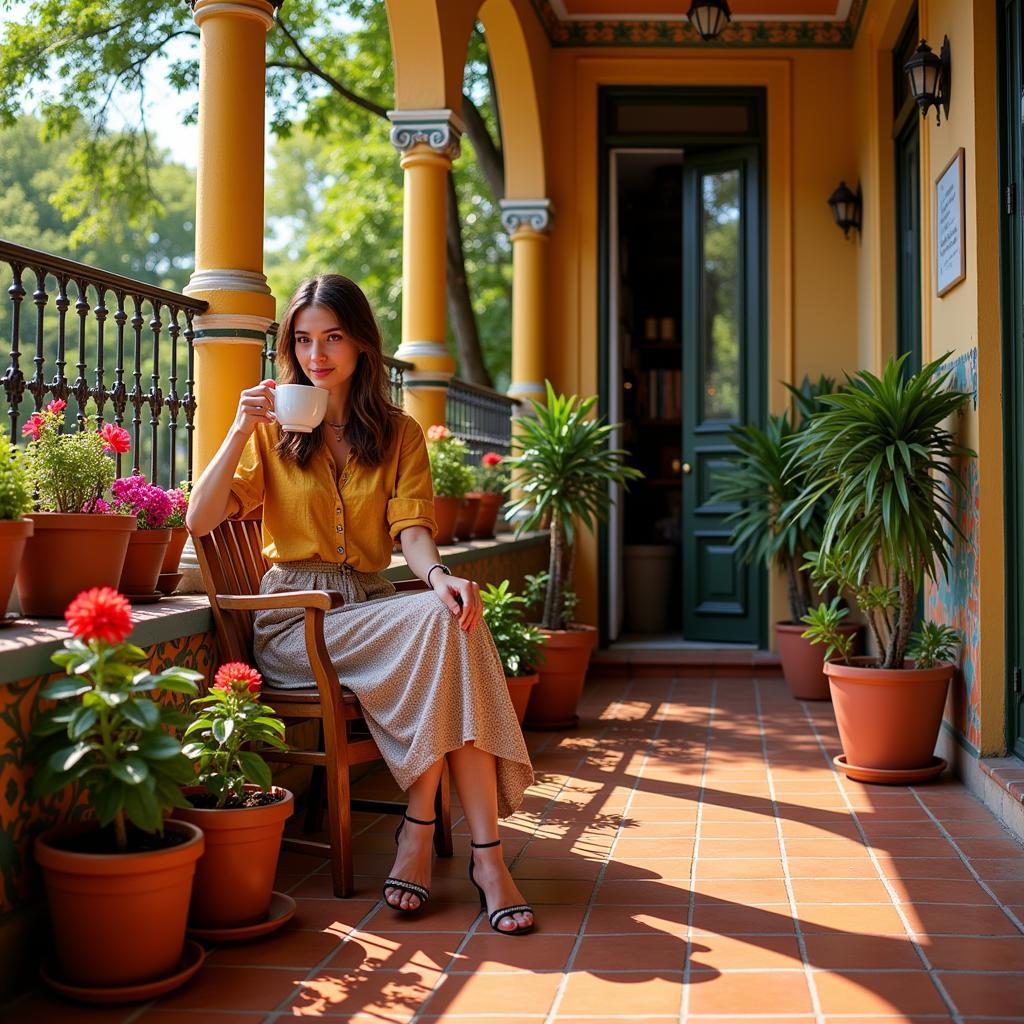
[187,891,296,943]
[40,938,205,1004]
[124,591,162,605]
[834,754,947,785]
[157,571,184,595]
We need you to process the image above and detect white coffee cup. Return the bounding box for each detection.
[274,383,328,433]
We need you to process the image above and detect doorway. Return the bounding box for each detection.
[601,88,766,646]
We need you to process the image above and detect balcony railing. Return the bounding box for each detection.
[447,376,516,463]
[0,240,209,490]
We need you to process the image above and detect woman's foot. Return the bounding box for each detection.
[384,815,435,911]
[469,842,534,932]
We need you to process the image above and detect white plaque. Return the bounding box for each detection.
[935,148,966,297]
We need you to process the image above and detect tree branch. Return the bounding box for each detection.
[461,91,504,199]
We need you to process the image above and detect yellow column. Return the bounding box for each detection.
[387,109,463,431]
[184,0,276,479]
[500,200,553,408]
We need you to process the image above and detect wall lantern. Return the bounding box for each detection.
[903,37,951,125]
[688,0,731,42]
[828,181,861,239]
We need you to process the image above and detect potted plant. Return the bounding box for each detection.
[426,425,475,545]
[714,377,859,699]
[109,474,173,599]
[175,661,293,934]
[18,400,137,617]
[506,381,643,728]
[792,354,974,782]
[161,480,191,578]
[480,579,545,724]
[31,586,205,994]
[0,437,33,616]
[468,452,508,539]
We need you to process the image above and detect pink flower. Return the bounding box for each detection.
[482,452,503,467]
[214,662,262,695]
[110,474,172,528]
[100,423,131,454]
[21,412,44,440]
[46,399,67,414]
[426,425,451,441]
[65,587,134,646]
[86,498,111,513]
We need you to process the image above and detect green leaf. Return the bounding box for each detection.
[237,750,272,791]
[212,718,234,744]
[138,733,183,760]
[110,756,150,785]
[68,706,98,740]
[121,699,160,730]
[48,742,92,773]
[40,677,92,701]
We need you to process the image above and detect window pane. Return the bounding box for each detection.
[615,103,750,136]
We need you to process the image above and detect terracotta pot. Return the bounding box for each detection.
[161,526,189,575]
[118,528,172,596]
[0,518,33,613]
[825,656,955,772]
[434,496,460,546]
[17,512,136,617]
[505,673,540,725]
[173,786,293,929]
[454,495,480,541]
[34,819,204,987]
[470,492,502,539]
[775,621,862,701]
[524,624,598,730]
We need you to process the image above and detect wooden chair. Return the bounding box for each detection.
[192,511,453,897]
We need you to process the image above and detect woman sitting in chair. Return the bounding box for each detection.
[187,274,535,936]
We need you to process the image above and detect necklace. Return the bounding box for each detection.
[325,419,347,442]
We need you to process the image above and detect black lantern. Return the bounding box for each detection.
[903,37,951,125]
[688,0,731,42]
[828,181,861,239]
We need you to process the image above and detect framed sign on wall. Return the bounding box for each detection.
[935,147,966,297]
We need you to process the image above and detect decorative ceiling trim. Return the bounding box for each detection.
[530,0,867,47]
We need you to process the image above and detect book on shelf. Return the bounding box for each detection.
[635,369,682,419]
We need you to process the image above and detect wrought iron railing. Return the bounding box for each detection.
[446,376,516,463]
[0,240,208,490]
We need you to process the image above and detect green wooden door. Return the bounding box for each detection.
[681,147,764,643]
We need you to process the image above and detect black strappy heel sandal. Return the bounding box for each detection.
[468,839,535,935]
[383,813,435,913]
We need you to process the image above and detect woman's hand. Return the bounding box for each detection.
[232,379,276,438]
[432,573,482,632]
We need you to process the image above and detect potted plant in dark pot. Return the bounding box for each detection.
[481,579,545,724]
[426,425,475,545]
[792,354,974,782]
[159,480,191,593]
[468,452,508,539]
[0,437,34,616]
[714,377,860,699]
[18,400,137,617]
[506,380,643,728]
[175,661,294,939]
[31,586,205,999]
[109,474,174,601]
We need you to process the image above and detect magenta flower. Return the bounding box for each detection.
[110,474,173,529]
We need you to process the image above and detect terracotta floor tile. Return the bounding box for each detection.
[153,965,310,1011]
[872,838,961,858]
[518,878,596,904]
[573,932,689,970]
[136,1013,269,1024]
[697,838,782,857]
[206,927,346,967]
[940,972,1024,1016]
[287,965,442,1020]
[990,879,1024,903]
[790,877,892,903]
[874,856,973,879]
[1,990,133,1024]
[557,972,683,1015]
[603,857,693,879]
[685,933,802,970]
[372,900,481,933]
[418,970,562,1015]
[802,933,924,969]
[889,877,996,904]
[324,931,458,972]
[956,839,1024,858]
[584,904,689,935]
[923,935,1024,970]
[969,858,1024,880]
[611,837,695,858]
[902,903,1020,936]
[595,878,692,904]
[690,903,796,935]
[784,837,872,857]
[697,821,782,839]
[290,898,379,933]
[691,878,790,903]
[821,1018,953,1024]
[859,822,945,839]
[529,902,588,934]
[812,971,949,1014]
[511,856,603,881]
[785,857,881,878]
[795,903,907,934]
[694,858,786,878]
[686,969,814,1015]
[454,933,576,972]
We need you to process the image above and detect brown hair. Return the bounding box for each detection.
[273,275,401,467]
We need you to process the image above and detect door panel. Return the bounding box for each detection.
[681,148,763,643]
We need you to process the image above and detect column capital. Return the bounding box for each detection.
[387,109,463,162]
[500,199,554,235]
[191,0,276,30]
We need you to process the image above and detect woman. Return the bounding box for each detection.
[187,275,535,935]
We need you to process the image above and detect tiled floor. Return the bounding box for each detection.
[7,673,1024,1023]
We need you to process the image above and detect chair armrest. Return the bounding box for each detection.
[216,590,345,612]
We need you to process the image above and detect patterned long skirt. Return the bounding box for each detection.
[252,559,534,818]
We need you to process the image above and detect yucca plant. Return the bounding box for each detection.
[786,354,974,669]
[505,381,643,630]
[713,376,836,621]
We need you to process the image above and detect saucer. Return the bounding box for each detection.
[187,891,296,942]
[834,754,947,784]
[40,938,205,1004]
[124,591,163,604]
[157,571,184,595]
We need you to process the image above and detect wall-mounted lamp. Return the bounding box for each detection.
[828,181,862,239]
[688,0,731,42]
[903,37,951,126]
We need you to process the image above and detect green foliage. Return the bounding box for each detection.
[799,597,855,665]
[31,641,201,848]
[523,571,578,630]
[714,376,836,621]
[426,431,475,499]
[0,439,32,520]
[473,454,508,495]
[507,382,643,630]
[787,354,975,669]
[480,580,545,678]
[906,621,961,669]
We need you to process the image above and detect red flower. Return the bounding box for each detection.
[21,412,44,440]
[100,423,131,454]
[64,587,134,646]
[482,452,503,467]
[426,424,451,441]
[46,399,67,414]
[214,662,262,695]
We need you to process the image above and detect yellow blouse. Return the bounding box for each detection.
[226,413,436,571]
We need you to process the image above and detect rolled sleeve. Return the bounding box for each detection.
[387,419,436,539]
[227,430,266,519]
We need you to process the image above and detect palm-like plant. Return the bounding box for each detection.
[506,381,643,630]
[714,376,835,621]
[786,354,974,669]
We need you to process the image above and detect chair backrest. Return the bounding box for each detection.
[192,511,269,664]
